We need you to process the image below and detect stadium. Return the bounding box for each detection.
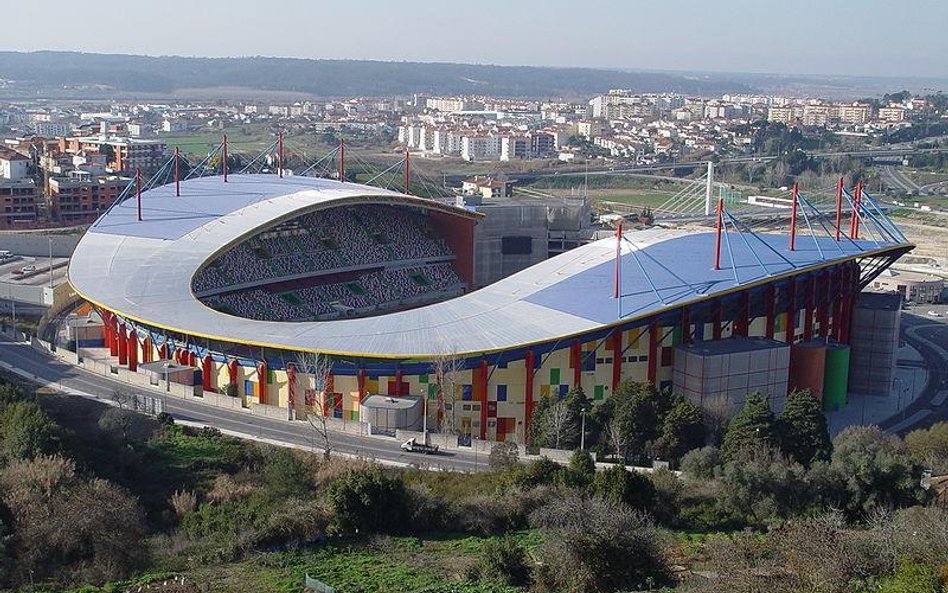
[67,171,913,443]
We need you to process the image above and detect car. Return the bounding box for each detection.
[20,265,35,273]
[400,437,439,455]
[928,310,942,318]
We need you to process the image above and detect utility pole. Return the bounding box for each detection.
[47,236,53,289]
[704,161,714,216]
[580,407,587,450]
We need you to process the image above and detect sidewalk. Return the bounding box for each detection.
[826,342,929,435]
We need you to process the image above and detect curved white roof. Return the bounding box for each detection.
[69,174,906,359]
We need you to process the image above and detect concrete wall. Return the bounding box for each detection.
[0,232,82,257]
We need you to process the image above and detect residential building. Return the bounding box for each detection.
[48,174,129,224]
[577,120,604,139]
[58,136,167,173]
[460,135,501,161]
[767,106,794,125]
[835,103,872,126]
[0,179,38,229]
[877,106,906,123]
[0,149,29,180]
[500,135,530,161]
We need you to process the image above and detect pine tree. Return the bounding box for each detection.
[778,389,832,466]
[721,392,779,462]
[655,399,707,464]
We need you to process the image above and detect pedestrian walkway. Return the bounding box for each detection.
[826,342,928,435]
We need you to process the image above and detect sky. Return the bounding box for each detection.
[2,0,946,79]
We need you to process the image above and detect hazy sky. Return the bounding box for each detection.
[2,0,945,78]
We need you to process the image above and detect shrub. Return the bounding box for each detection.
[590,464,656,513]
[826,426,928,518]
[261,448,312,499]
[0,400,57,461]
[530,493,669,592]
[456,486,556,536]
[327,467,410,535]
[169,490,198,521]
[679,446,722,480]
[719,446,810,527]
[488,441,520,470]
[469,537,532,587]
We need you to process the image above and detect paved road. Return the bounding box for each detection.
[880,165,922,194]
[0,335,487,472]
[882,307,948,433]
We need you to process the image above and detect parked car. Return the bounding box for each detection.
[20,265,35,273]
[928,310,942,318]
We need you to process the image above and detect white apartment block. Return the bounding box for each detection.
[460,135,501,161]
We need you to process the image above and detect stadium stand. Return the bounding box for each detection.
[193,204,465,321]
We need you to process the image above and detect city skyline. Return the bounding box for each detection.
[1,0,945,80]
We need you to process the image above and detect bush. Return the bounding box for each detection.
[720,446,811,527]
[680,446,722,480]
[1,399,57,461]
[825,426,928,518]
[327,467,410,535]
[261,448,312,499]
[530,493,669,592]
[590,464,656,513]
[469,537,531,587]
[488,441,519,471]
[569,448,596,483]
[456,486,556,536]
[505,457,563,489]
[905,422,948,474]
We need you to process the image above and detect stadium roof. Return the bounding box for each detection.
[69,174,911,360]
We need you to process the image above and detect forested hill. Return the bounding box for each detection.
[0,51,755,98]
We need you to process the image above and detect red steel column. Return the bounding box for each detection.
[227,359,238,391]
[478,358,488,440]
[647,320,659,385]
[785,277,797,344]
[395,368,404,395]
[356,368,366,408]
[108,316,119,356]
[610,330,622,392]
[765,285,776,339]
[524,350,535,441]
[714,197,724,270]
[202,355,213,392]
[127,332,137,372]
[142,336,152,363]
[286,363,296,409]
[818,270,831,338]
[571,339,582,388]
[117,323,128,365]
[789,183,799,251]
[257,361,267,404]
[834,177,843,241]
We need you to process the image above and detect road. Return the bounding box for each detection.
[880,165,922,194]
[0,334,487,472]
[882,305,948,434]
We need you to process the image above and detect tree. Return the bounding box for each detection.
[295,352,334,458]
[721,393,779,462]
[778,389,832,467]
[569,448,596,483]
[679,445,723,480]
[653,398,706,465]
[822,426,928,518]
[720,446,810,527]
[529,395,579,450]
[605,381,671,463]
[0,400,57,461]
[97,407,155,446]
[430,346,463,435]
[0,455,147,584]
[904,421,948,474]
[591,464,656,513]
[327,467,409,535]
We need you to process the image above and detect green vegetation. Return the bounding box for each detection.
[1,374,948,593]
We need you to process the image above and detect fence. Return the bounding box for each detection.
[304,574,336,593]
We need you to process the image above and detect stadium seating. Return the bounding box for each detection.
[194,204,466,321]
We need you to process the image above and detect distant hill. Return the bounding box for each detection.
[0,51,755,99]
